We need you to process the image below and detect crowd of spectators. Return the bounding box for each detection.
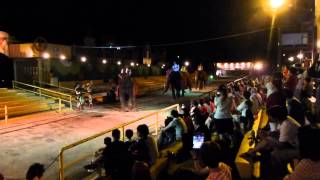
[16,67,320,180]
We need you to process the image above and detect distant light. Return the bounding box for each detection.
[102,59,107,64]
[109,45,112,48]
[224,63,228,68]
[116,47,121,50]
[235,63,240,69]
[317,40,320,48]
[81,56,87,62]
[282,53,286,57]
[297,53,304,59]
[288,56,294,62]
[59,54,66,60]
[247,62,251,67]
[136,63,139,66]
[42,52,50,59]
[254,62,263,70]
[147,64,151,67]
[270,0,285,10]
[117,61,121,65]
[241,62,245,68]
[184,61,190,67]
[209,75,214,79]
[230,63,234,69]
[177,56,180,59]
[130,62,135,67]
[217,63,221,68]
[162,64,166,67]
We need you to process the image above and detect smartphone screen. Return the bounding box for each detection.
[193,134,205,149]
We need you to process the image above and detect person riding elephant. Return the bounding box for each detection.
[118,67,136,111]
[195,64,207,90]
[180,66,192,97]
[164,62,182,99]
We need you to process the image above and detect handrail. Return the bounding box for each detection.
[13,81,72,97]
[59,104,179,180]
[198,75,249,98]
[12,81,72,110]
[33,80,74,92]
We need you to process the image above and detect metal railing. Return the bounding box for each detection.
[59,104,179,180]
[198,75,249,98]
[33,80,75,95]
[12,81,73,110]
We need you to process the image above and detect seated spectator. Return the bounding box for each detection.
[284,126,320,180]
[250,87,262,114]
[84,137,112,172]
[161,110,188,141]
[283,88,306,126]
[125,129,135,150]
[199,98,210,114]
[131,124,159,166]
[209,96,215,113]
[241,106,299,179]
[131,161,152,180]
[181,104,194,133]
[197,141,232,180]
[103,129,131,180]
[192,113,211,142]
[266,72,286,110]
[158,116,176,148]
[236,90,254,132]
[258,87,267,105]
[190,100,200,116]
[300,77,313,112]
[26,163,45,180]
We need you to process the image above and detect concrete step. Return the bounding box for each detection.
[0,102,65,119]
[0,88,8,93]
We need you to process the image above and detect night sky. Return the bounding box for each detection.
[1,0,277,61]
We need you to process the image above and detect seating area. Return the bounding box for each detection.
[5,69,320,180]
[0,88,64,120]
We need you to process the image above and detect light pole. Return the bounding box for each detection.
[267,0,285,69]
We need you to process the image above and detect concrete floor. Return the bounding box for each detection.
[0,83,231,180]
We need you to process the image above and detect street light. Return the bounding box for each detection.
[254,62,263,71]
[80,56,87,62]
[102,59,107,64]
[184,61,190,67]
[269,0,285,10]
[297,53,304,60]
[42,52,50,59]
[117,61,122,66]
[288,56,294,62]
[130,62,135,67]
[59,54,66,60]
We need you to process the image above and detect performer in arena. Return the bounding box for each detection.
[75,82,85,110]
[180,66,192,97]
[164,62,182,99]
[86,81,93,108]
[195,64,207,90]
[118,67,136,111]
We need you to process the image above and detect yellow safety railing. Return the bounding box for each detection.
[12,81,73,110]
[59,104,179,180]
[33,80,74,94]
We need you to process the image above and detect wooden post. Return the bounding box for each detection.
[122,126,125,141]
[59,151,64,180]
[59,99,62,113]
[155,113,159,135]
[69,96,72,110]
[4,105,8,125]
